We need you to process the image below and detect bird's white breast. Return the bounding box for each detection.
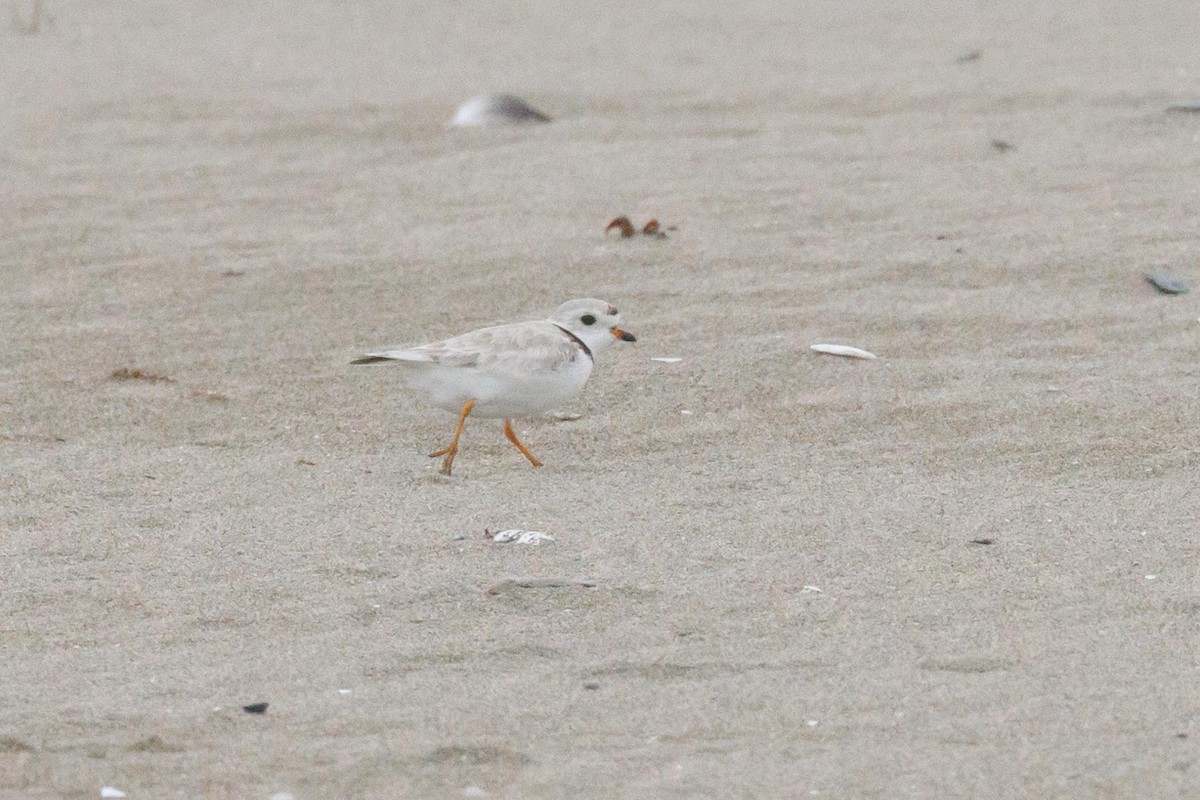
[404,349,594,418]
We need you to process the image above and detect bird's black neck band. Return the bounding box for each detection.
[553,324,593,361]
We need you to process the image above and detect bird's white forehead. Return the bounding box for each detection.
[554,298,619,319]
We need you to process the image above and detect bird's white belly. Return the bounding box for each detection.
[405,357,593,418]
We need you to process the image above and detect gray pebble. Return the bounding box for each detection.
[1166,101,1200,113]
[1145,272,1189,295]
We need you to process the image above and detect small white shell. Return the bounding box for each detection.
[451,94,551,127]
[100,790,127,799]
[650,357,683,363]
[491,529,554,545]
[810,343,878,360]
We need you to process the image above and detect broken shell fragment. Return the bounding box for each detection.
[810,344,878,360]
[490,529,555,545]
[605,216,672,238]
[642,219,667,238]
[605,216,636,237]
[451,94,551,127]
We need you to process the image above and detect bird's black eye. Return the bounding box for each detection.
[581,314,596,326]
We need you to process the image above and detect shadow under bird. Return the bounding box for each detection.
[352,299,636,476]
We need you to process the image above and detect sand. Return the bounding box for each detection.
[3,1,1200,797]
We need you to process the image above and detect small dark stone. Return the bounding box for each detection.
[242,702,269,714]
[1145,272,1189,295]
[583,682,601,690]
[969,538,996,546]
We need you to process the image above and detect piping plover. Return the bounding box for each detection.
[353,299,636,475]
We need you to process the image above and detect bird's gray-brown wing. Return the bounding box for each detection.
[351,321,580,372]
[467,322,583,374]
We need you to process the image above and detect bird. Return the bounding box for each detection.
[352,299,636,475]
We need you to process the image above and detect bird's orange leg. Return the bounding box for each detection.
[503,419,544,468]
[429,399,475,475]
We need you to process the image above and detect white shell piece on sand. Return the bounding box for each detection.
[451,94,551,127]
[491,529,555,545]
[809,343,878,360]
[100,789,126,799]
[650,357,683,363]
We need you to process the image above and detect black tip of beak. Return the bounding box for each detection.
[619,330,637,342]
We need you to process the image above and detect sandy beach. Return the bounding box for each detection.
[3,1,1200,797]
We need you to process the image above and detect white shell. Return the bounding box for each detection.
[451,94,551,127]
[491,529,554,545]
[100,790,127,799]
[650,357,683,363]
[810,343,878,360]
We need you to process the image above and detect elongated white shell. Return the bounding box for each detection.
[451,94,551,127]
[810,343,878,360]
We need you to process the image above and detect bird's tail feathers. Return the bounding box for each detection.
[350,350,436,365]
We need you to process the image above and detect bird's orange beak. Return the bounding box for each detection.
[611,327,637,342]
